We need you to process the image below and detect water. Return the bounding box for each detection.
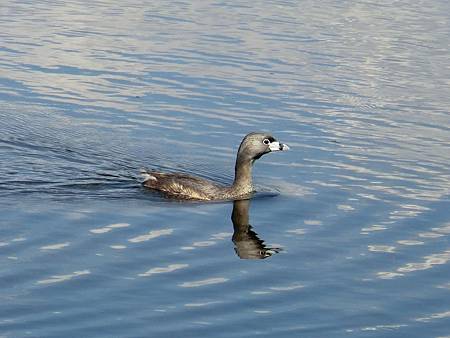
[1,1,450,337]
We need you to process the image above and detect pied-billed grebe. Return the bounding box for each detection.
[141,132,289,200]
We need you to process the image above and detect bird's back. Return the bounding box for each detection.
[142,171,225,200]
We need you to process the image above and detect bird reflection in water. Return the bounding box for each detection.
[231,199,281,259]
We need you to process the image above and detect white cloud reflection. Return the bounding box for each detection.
[396,240,424,246]
[40,242,70,250]
[90,223,130,234]
[416,310,450,322]
[368,245,396,253]
[251,282,305,295]
[128,228,173,243]
[139,263,188,277]
[110,245,127,250]
[184,301,221,307]
[179,277,228,288]
[378,250,450,279]
[37,270,90,285]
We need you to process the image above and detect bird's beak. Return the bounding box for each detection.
[269,141,290,152]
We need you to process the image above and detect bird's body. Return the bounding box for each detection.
[142,132,289,201]
[142,172,233,200]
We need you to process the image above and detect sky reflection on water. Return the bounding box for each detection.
[1,0,450,337]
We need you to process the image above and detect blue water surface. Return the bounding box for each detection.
[1,1,449,337]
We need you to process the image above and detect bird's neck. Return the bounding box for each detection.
[231,155,254,193]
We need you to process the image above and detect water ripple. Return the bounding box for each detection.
[1,1,450,337]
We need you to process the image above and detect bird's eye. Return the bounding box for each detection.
[263,138,270,145]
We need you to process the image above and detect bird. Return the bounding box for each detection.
[141,132,289,201]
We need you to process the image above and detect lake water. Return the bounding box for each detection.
[1,1,450,337]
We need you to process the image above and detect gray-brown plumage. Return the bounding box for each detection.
[141,132,289,200]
